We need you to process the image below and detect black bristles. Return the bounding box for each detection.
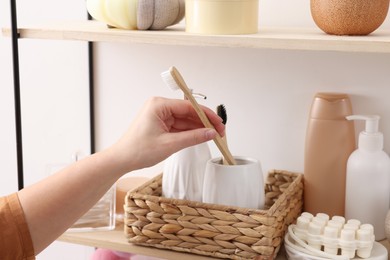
[217,104,227,125]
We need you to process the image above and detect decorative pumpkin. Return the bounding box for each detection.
[86,0,185,30]
[311,0,390,35]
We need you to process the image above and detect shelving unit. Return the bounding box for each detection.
[4,19,390,259]
[3,20,390,53]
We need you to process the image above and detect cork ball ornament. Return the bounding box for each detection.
[311,0,390,35]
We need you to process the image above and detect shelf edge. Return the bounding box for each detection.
[3,21,390,53]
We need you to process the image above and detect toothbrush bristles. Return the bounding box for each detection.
[161,70,180,91]
[217,104,227,125]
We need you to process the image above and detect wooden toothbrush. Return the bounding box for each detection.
[161,66,236,165]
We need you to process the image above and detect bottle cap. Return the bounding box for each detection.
[346,115,383,151]
[310,93,353,120]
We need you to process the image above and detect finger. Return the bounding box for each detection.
[164,128,217,151]
[190,103,225,136]
[169,116,225,136]
[167,99,223,123]
[170,120,225,139]
[168,100,225,134]
[169,118,207,132]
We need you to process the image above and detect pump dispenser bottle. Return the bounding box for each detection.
[304,93,356,217]
[345,115,390,240]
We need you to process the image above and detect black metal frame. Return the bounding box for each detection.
[88,13,96,155]
[10,0,23,190]
[9,0,95,190]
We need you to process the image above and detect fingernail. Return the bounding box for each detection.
[205,129,216,140]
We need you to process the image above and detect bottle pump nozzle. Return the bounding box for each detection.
[346,115,383,151]
[346,115,380,133]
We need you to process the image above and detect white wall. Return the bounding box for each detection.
[0,9,17,195]
[1,0,390,259]
[95,43,390,175]
[95,2,390,174]
[1,1,91,189]
[0,0,94,258]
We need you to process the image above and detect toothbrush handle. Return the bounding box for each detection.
[221,135,230,165]
[171,67,237,165]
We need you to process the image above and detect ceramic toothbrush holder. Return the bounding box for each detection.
[202,156,265,209]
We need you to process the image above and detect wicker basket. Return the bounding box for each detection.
[124,169,303,259]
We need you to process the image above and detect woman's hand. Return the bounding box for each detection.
[16,96,225,256]
[109,97,225,172]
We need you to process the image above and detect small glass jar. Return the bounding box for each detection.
[68,185,116,232]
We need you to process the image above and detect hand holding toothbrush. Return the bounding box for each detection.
[161,66,237,165]
[15,96,225,257]
[109,96,226,171]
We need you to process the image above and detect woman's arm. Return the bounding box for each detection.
[18,97,224,255]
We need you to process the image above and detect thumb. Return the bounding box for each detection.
[170,128,217,151]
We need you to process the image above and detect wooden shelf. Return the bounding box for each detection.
[58,222,287,259]
[58,223,390,260]
[3,20,390,53]
[58,223,213,260]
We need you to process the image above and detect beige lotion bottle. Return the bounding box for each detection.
[304,93,356,217]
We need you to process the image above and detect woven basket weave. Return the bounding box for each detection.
[124,169,303,259]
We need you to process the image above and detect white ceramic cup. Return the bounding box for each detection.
[202,156,265,209]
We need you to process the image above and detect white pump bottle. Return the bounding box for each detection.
[345,115,390,240]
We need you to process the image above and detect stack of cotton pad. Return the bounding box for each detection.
[285,212,384,259]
